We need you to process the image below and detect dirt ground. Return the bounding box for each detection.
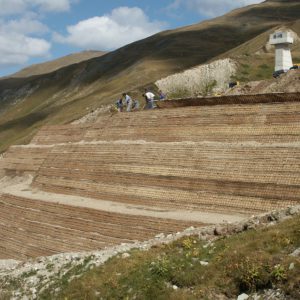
[0,175,245,224]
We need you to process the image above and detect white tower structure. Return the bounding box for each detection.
[269,31,294,72]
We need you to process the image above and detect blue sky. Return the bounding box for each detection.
[0,0,264,77]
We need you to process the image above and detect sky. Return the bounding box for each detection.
[0,0,264,77]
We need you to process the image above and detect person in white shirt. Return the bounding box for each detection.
[143,89,156,109]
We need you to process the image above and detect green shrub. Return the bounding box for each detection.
[232,257,271,292]
[258,64,270,69]
[149,257,171,278]
[201,80,217,96]
[168,86,191,99]
[271,264,287,282]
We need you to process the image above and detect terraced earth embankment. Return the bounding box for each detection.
[1,92,300,260]
[0,194,201,261]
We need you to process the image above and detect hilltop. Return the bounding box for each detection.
[0,0,299,152]
[4,51,106,79]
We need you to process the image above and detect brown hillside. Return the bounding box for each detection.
[6,51,106,79]
[0,0,299,152]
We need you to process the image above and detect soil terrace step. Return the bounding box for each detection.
[31,100,300,145]
[0,146,50,177]
[31,141,300,215]
[0,194,203,260]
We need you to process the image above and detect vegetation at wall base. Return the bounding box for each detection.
[33,215,300,300]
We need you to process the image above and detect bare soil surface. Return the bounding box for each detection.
[0,175,245,224]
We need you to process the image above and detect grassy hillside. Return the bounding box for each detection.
[0,0,300,152]
[29,214,300,300]
[5,51,106,79]
[219,20,300,82]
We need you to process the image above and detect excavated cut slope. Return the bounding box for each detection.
[1,93,300,259]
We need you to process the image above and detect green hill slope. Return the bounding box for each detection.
[220,20,300,82]
[53,213,300,300]
[0,0,299,152]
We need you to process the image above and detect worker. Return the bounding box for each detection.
[143,89,156,109]
[132,99,140,111]
[158,90,166,100]
[123,93,133,112]
[115,98,123,112]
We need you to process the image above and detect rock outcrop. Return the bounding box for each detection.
[156,59,237,97]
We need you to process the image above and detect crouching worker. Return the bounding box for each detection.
[115,98,123,112]
[158,90,166,100]
[132,99,140,111]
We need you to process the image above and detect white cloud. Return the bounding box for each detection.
[54,6,166,50]
[0,0,72,15]
[169,0,264,18]
[0,14,51,67]
[0,0,71,68]
[0,16,48,35]
[0,0,27,15]
[0,32,51,66]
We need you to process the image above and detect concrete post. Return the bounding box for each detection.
[269,31,294,72]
